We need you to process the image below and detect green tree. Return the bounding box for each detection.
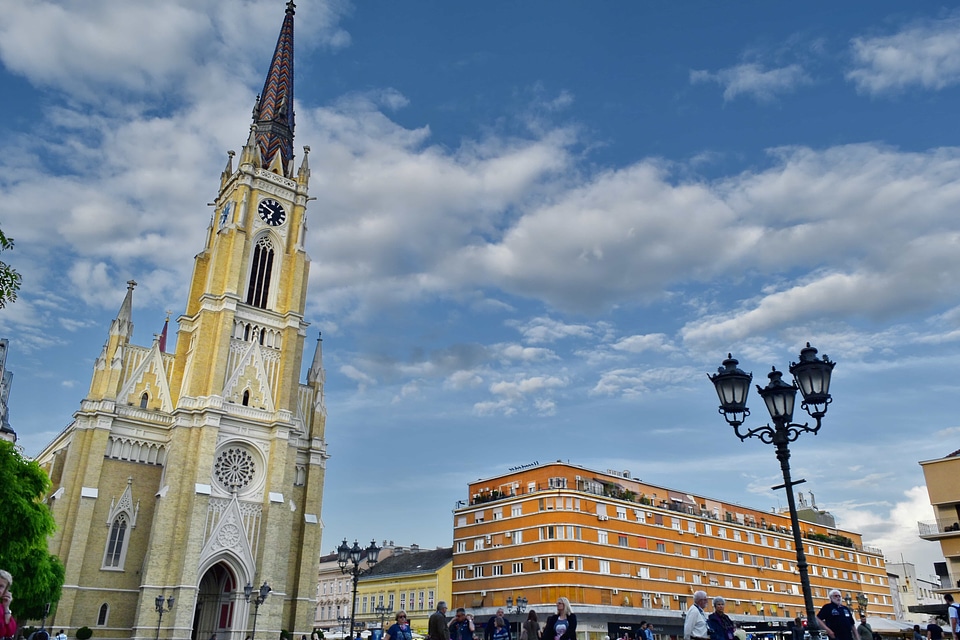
[0,440,64,620]
[0,229,20,308]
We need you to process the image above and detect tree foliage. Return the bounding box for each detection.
[0,229,20,308]
[0,440,64,620]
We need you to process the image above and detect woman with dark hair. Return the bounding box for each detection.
[706,597,735,640]
[521,611,541,640]
[543,598,576,640]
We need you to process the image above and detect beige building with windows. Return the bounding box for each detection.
[917,450,960,609]
[453,462,893,639]
[34,5,328,640]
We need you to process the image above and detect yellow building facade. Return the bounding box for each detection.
[35,5,327,640]
[453,462,893,634]
[354,548,453,636]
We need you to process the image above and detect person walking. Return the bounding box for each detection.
[429,602,450,640]
[521,611,541,640]
[0,570,16,640]
[449,609,475,640]
[817,590,856,640]
[385,611,413,640]
[926,620,944,640]
[486,610,508,640]
[857,616,872,640]
[543,598,577,640]
[706,597,735,640]
[947,594,960,639]
[683,591,710,640]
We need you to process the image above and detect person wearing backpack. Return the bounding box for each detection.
[945,594,959,639]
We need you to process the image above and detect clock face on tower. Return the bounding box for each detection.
[257,198,286,226]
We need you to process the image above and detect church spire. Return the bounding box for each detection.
[252,0,296,177]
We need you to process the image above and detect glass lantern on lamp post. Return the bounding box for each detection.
[155,594,175,640]
[708,343,835,631]
[338,538,381,639]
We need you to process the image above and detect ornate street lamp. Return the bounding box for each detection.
[374,604,393,629]
[155,594,175,640]
[709,343,836,631]
[856,593,868,616]
[338,538,381,638]
[505,596,527,615]
[244,581,272,640]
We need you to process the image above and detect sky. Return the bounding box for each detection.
[1,0,960,583]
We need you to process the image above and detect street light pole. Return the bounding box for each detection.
[709,343,836,631]
[374,605,392,630]
[505,597,527,615]
[338,539,382,639]
[155,594,175,640]
[244,581,272,640]
[856,593,868,617]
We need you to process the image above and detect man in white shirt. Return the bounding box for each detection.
[683,591,710,640]
[945,594,958,638]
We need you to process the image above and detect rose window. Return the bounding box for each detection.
[213,446,257,492]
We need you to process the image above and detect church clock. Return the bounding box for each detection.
[257,198,286,226]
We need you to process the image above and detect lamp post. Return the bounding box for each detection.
[155,594,175,640]
[338,606,352,635]
[338,538,382,639]
[374,605,393,629]
[709,343,836,631]
[505,597,527,615]
[856,593,868,617]
[244,581,272,640]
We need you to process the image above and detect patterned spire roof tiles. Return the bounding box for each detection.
[254,1,296,176]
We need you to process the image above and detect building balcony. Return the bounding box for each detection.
[918,520,960,539]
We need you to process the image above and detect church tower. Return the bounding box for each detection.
[36,4,328,639]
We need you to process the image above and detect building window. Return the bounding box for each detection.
[656,542,666,552]
[514,530,523,544]
[513,562,524,574]
[540,558,557,571]
[97,603,109,626]
[419,591,424,610]
[598,531,608,544]
[456,569,466,580]
[362,596,368,613]
[139,392,148,408]
[456,541,466,553]
[246,235,275,308]
[457,516,467,526]
[492,565,503,576]
[474,566,484,578]
[618,535,629,547]
[401,593,406,609]
[493,507,503,520]
[103,513,129,569]
[548,477,567,489]
[616,506,627,519]
[428,591,434,609]
[474,538,484,550]
[599,560,610,574]
[511,504,522,517]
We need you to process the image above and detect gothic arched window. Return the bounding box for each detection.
[139,392,148,409]
[97,603,109,626]
[246,236,275,309]
[242,390,250,407]
[103,513,129,569]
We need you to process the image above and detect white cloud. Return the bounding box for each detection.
[847,16,960,95]
[508,317,596,344]
[611,333,676,354]
[691,63,812,102]
[340,365,376,390]
[591,366,698,398]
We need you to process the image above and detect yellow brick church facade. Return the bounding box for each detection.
[35,4,327,640]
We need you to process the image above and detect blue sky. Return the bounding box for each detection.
[2,1,960,577]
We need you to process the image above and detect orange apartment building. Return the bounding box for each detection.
[452,462,894,639]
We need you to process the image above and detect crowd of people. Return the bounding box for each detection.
[428,599,577,640]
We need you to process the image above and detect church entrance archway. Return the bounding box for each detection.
[193,562,242,640]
